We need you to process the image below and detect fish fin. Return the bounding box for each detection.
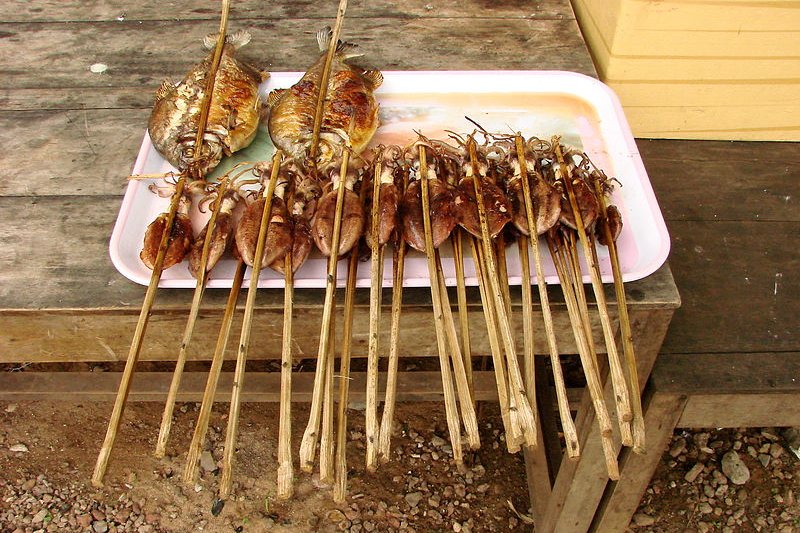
[267,89,286,108]
[316,26,362,59]
[154,79,174,102]
[362,69,383,89]
[203,29,252,50]
[316,26,333,52]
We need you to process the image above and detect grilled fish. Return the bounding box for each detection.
[148,30,267,178]
[267,27,382,166]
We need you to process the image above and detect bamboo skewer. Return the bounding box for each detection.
[435,251,480,450]
[92,0,232,487]
[451,230,474,396]
[418,145,464,466]
[594,178,646,453]
[92,177,187,487]
[377,178,408,464]
[554,143,633,444]
[219,151,284,499]
[155,175,231,458]
[467,236,517,452]
[517,236,537,407]
[514,135,579,457]
[466,137,537,449]
[334,230,361,501]
[276,253,295,499]
[183,259,246,484]
[309,0,348,163]
[319,311,337,483]
[365,159,385,472]
[299,143,352,472]
[548,235,619,479]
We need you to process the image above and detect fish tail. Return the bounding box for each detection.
[203,29,252,50]
[316,26,362,59]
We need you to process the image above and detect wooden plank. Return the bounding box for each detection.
[0,370,502,402]
[638,139,800,223]
[0,18,595,97]
[0,110,147,196]
[0,0,576,23]
[591,390,688,532]
[538,308,674,533]
[659,221,800,354]
[604,58,800,81]
[651,353,800,395]
[0,305,617,363]
[678,393,800,428]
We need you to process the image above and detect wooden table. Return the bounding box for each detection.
[0,2,680,531]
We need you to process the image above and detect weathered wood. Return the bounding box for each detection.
[0,370,502,402]
[0,19,593,98]
[638,139,800,224]
[591,389,688,532]
[678,393,800,429]
[0,0,575,23]
[659,221,799,354]
[0,305,617,364]
[538,308,675,533]
[652,352,800,395]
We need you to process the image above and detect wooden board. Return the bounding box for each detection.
[0,0,576,23]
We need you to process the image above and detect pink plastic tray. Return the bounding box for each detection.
[109,71,669,288]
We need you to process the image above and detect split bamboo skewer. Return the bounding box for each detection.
[183,259,246,484]
[466,137,537,448]
[516,236,537,408]
[554,142,633,444]
[451,230,474,396]
[376,176,408,464]
[435,251,480,450]
[219,151,284,499]
[319,311,337,483]
[466,236,518,453]
[276,253,295,499]
[299,142,352,472]
[92,0,232,486]
[594,178,646,453]
[92,177,186,486]
[365,159,385,472]
[548,234,619,479]
[155,175,232,458]
[334,226,361,501]
[418,145,464,466]
[514,135,579,457]
[309,0,348,164]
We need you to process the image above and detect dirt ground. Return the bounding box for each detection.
[1,399,798,533]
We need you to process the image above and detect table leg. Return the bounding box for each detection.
[538,309,674,533]
[591,388,687,531]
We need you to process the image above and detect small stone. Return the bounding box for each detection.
[77,514,93,528]
[770,443,784,458]
[32,509,49,524]
[22,478,36,490]
[632,513,655,526]
[670,438,687,457]
[698,502,713,514]
[721,451,750,485]
[453,522,462,532]
[431,435,447,448]
[405,492,423,507]
[91,509,106,521]
[89,63,108,74]
[199,451,217,473]
[92,520,109,533]
[9,443,29,453]
[5,403,17,413]
[685,463,704,483]
[758,454,771,468]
